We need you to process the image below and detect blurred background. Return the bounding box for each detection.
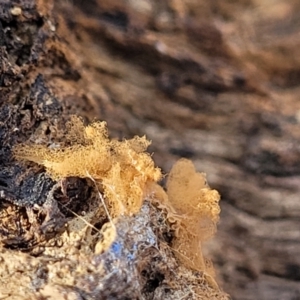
[56,0,300,299]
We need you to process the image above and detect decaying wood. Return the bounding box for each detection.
[1,0,300,299]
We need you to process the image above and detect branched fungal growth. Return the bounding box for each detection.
[166,158,220,274]
[13,117,222,278]
[13,116,161,216]
[147,159,221,275]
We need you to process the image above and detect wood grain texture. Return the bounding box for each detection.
[1,0,300,298]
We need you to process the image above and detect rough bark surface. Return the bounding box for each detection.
[1,0,300,299]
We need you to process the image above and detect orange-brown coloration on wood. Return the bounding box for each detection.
[146,159,221,275]
[14,118,221,278]
[13,116,161,217]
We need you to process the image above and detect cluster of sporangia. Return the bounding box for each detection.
[14,116,221,273]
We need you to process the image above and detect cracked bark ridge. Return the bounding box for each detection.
[0,0,228,299]
[1,0,300,299]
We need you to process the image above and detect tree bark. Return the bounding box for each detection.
[1,0,300,299]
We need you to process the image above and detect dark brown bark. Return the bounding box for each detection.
[1,0,300,299]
